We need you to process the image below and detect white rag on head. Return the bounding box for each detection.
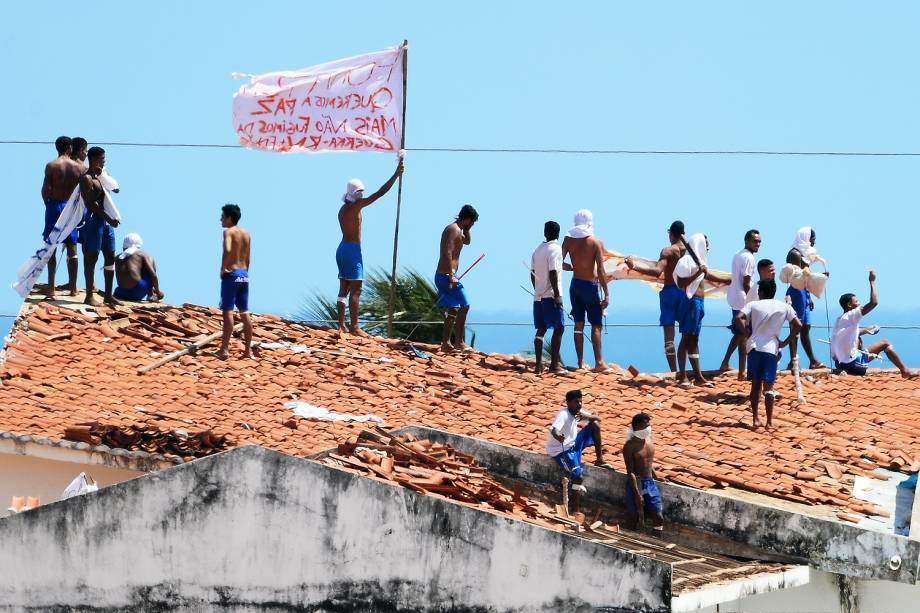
[566,209,594,238]
[118,233,143,260]
[791,226,817,264]
[625,425,652,442]
[342,178,365,203]
[284,401,383,423]
[673,233,708,298]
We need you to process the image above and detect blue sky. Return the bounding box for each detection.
[2,1,919,369]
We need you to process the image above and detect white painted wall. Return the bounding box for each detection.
[695,568,920,613]
[1,453,143,516]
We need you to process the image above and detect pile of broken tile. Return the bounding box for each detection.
[63,421,231,459]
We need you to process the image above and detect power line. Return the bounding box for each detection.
[4,139,920,157]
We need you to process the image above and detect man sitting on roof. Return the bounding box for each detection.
[113,233,164,302]
[623,412,663,531]
[545,389,611,496]
[832,270,916,378]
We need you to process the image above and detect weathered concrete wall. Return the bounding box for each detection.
[0,445,672,612]
[400,427,920,584]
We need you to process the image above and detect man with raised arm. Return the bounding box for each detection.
[435,204,479,352]
[561,209,610,372]
[832,270,916,378]
[720,229,762,379]
[335,161,403,335]
[625,220,686,372]
[735,279,801,428]
[217,204,253,360]
[78,147,120,305]
[40,136,83,298]
[531,221,565,375]
[623,412,664,531]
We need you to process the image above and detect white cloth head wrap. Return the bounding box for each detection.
[342,179,365,203]
[673,233,708,298]
[118,233,143,260]
[566,209,594,238]
[791,226,817,263]
[625,425,653,442]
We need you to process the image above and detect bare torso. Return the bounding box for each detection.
[221,226,251,276]
[563,235,604,281]
[786,248,808,269]
[661,243,684,287]
[43,156,84,203]
[79,172,105,215]
[338,202,362,244]
[115,252,146,288]
[437,223,464,275]
[623,439,655,478]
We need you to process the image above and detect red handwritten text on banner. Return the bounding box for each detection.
[232,46,403,154]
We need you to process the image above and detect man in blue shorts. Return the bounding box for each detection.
[546,389,611,497]
[785,227,827,370]
[113,233,165,302]
[562,209,611,372]
[218,204,253,360]
[721,229,761,379]
[40,136,83,298]
[530,221,566,374]
[735,279,801,428]
[335,161,403,335]
[626,220,687,372]
[435,205,478,352]
[78,147,121,305]
[623,412,664,531]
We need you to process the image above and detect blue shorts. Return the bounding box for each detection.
[79,212,116,253]
[434,273,470,309]
[552,427,595,479]
[335,241,363,281]
[747,350,779,383]
[659,285,683,327]
[624,478,664,515]
[678,295,705,336]
[533,298,565,331]
[220,269,250,312]
[569,279,603,326]
[786,287,811,326]
[836,353,869,376]
[43,200,77,245]
[113,272,151,302]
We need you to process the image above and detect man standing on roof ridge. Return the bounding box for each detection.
[562,209,611,372]
[435,204,478,352]
[785,227,827,370]
[735,279,801,428]
[623,412,663,531]
[546,389,611,498]
[41,136,83,299]
[336,160,404,336]
[530,221,566,375]
[78,147,120,306]
[831,270,916,378]
[625,220,686,373]
[720,229,762,379]
[217,203,253,360]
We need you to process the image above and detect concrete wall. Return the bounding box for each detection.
[399,426,920,584]
[0,445,674,612]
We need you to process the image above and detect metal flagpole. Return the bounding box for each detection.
[386,40,408,338]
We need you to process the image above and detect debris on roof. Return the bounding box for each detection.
[63,422,231,459]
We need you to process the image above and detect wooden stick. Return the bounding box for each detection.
[386,40,409,339]
[138,324,242,374]
[457,254,485,280]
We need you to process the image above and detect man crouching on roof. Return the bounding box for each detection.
[546,389,612,495]
[114,233,165,302]
[623,412,664,531]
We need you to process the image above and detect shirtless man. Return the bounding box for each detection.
[70,137,87,166]
[336,161,403,334]
[40,136,83,298]
[623,412,663,531]
[625,220,686,372]
[785,227,827,370]
[435,204,478,352]
[218,204,253,360]
[113,233,165,302]
[78,147,120,305]
[562,209,610,372]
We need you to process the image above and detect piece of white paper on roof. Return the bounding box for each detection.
[603,249,729,300]
[284,401,383,424]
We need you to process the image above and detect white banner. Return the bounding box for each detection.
[232,45,405,154]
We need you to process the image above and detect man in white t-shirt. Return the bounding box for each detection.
[735,279,801,428]
[832,270,916,378]
[721,229,761,379]
[531,221,566,375]
[545,389,611,494]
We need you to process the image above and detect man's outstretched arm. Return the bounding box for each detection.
[861,269,878,316]
[358,160,404,208]
[626,249,668,278]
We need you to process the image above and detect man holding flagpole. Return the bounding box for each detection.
[335,160,403,335]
